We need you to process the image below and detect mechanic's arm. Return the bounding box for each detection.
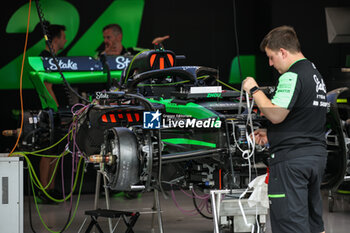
[152,35,170,45]
[242,77,289,124]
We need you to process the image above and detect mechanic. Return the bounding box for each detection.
[242,25,327,233]
[97,23,170,56]
[39,23,67,107]
[38,23,67,204]
[96,23,138,56]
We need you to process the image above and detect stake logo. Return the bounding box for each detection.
[143,110,161,129]
[115,56,131,69]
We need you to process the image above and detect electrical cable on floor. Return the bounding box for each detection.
[15,151,75,203]
[56,160,87,233]
[171,188,205,216]
[26,157,84,233]
[13,105,89,226]
[192,189,213,219]
[26,156,85,233]
[27,163,38,233]
[169,184,213,218]
[18,132,69,196]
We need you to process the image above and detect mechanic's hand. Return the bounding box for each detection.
[104,43,119,56]
[152,35,170,45]
[242,77,258,94]
[251,128,268,146]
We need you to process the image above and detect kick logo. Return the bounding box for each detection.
[143,110,161,129]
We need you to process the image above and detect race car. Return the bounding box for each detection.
[8,48,349,195]
[71,49,349,193]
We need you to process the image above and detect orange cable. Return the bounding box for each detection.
[9,0,32,157]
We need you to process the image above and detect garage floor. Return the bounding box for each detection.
[23,189,350,233]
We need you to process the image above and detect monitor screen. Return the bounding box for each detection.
[325,7,350,43]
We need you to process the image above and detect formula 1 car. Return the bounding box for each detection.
[71,49,271,193]
[8,48,350,195]
[70,49,349,194]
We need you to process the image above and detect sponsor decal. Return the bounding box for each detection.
[48,58,78,70]
[143,110,161,129]
[143,112,221,129]
[207,93,222,98]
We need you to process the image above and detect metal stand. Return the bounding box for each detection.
[328,175,350,212]
[211,189,268,233]
[81,164,164,233]
[84,209,140,233]
[151,189,164,233]
[93,164,113,232]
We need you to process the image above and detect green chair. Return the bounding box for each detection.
[345,55,350,67]
[228,55,256,84]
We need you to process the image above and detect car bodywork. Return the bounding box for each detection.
[18,49,350,194]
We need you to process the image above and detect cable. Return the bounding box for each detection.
[168,185,212,219]
[19,151,86,233]
[216,79,241,92]
[229,94,256,183]
[99,53,113,90]
[225,92,256,188]
[170,185,206,216]
[225,119,239,191]
[34,0,90,104]
[8,0,32,157]
[191,189,213,219]
[228,91,261,233]
[232,0,245,115]
[27,163,38,233]
[232,0,242,82]
[7,6,89,219]
[12,111,85,202]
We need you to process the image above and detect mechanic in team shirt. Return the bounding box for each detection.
[97,23,138,56]
[96,23,170,57]
[242,25,328,233]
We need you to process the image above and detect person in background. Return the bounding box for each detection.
[38,23,67,204]
[97,23,170,56]
[242,26,327,233]
[97,23,137,56]
[39,24,67,107]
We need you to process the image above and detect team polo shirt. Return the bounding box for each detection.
[267,59,328,164]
